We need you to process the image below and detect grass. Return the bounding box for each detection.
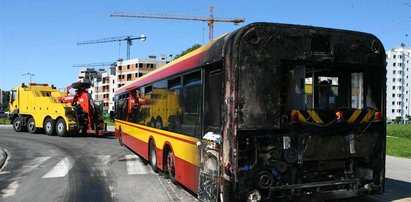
[0,118,9,125]
[386,124,411,158]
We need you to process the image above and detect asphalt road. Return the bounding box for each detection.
[0,125,410,202]
[0,125,197,202]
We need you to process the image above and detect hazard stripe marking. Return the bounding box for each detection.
[348,110,362,123]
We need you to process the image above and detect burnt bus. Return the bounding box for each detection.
[198,22,386,201]
[113,22,386,201]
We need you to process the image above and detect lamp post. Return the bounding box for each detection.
[22,72,34,83]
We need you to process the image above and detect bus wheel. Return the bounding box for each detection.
[27,118,37,134]
[12,117,24,132]
[56,119,67,137]
[149,140,158,173]
[118,130,124,146]
[44,118,55,136]
[167,151,177,184]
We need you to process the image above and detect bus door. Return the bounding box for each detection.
[198,67,223,202]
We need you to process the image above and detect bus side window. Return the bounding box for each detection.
[182,71,202,137]
[205,68,223,129]
[167,77,182,133]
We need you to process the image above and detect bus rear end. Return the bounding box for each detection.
[228,23,386,201]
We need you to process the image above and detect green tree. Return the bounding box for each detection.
[174,44,202,60]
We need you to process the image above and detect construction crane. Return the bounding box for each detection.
[77,35,146,60]
[110,6,245,41]
[72,62,116,68]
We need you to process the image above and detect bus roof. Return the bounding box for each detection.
[115,34,227,96]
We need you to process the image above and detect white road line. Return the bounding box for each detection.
[42,157,73,178]
[1,181,19,198]
[125,155,148,175]
[97,155,111,165]
[23,156,51,168]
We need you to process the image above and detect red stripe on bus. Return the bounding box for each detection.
[117,120,198,145]
[175,154,199,193]
[116,51,205,95]
[118,128,200,193]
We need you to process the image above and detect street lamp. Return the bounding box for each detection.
[22,72,34,83]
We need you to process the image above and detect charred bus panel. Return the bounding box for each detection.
[220,23,386,201]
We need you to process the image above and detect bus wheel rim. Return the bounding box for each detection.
[167,152,175,175]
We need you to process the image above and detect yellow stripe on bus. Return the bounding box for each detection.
[116,120,200,167]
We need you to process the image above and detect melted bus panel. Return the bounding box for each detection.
[230,23,386,201]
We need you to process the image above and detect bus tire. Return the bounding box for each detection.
[12,117,25,132]
[56,118,67,137]
[27,117,37,134]
[166,150,177,184]
[118,130,124,146]
[44,118,55,136]
[149,140,158,173]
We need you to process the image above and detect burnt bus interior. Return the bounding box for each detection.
[233,24,386,200]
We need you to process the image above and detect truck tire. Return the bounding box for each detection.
[44,118,55,136]
[72,82,91,89]
[27,118,38,134]
[12,117,24,132]
[56,119,67,137]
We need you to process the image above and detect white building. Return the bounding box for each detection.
[386,44,411,122]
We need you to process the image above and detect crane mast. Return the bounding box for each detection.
[110,6,245,41]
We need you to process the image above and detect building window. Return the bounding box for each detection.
[398,94,402,98]
[393,70,396,74]
[392,94,395,97]
[392,101,395,105]
[393,86,396,90]
[393,78,396,82]
[392,109,395,113]
[400,55,402,59]
[397,109,401,113]
[118,66,122,71]
[139,63,143,68]
[393,55,396,59]
[398,102,401,105]
[399,86,402,90]
[393,63,396,66]
[399,63,402,67]
[135,73,138,77]
[399,71,402,74]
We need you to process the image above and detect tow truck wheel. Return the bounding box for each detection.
[149,140,158,173]
[12,117,24,132]
[44,118,55,136]
[27,118,37,134]
[56,119,67,137]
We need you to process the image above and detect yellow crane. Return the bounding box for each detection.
[110,6,245,41]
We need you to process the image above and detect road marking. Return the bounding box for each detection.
[1,181,19,198]
[42,157,73,178]
[125,155,147,175]
[97,155,111,165]
[23,156,51,168]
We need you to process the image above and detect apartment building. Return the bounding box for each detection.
[78,55,170,113]
[386,43,411,122]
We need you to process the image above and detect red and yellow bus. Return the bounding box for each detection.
[113,22,386,201]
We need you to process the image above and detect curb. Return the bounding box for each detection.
[0,147,7,169]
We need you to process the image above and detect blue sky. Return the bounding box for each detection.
[1,0,410,90]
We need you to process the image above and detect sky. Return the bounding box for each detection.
[0,0,410,91]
